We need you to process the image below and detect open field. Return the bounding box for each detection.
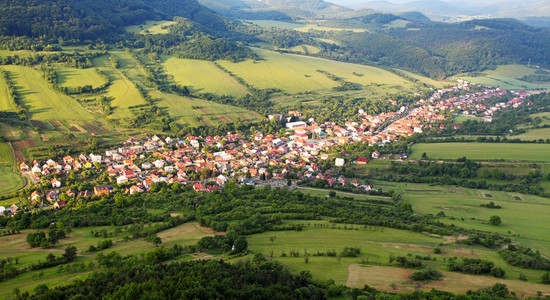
[347,265,550,297]
[456,65,550,90]
[411,142,550,161]
[3,66,93,120]
[0,72,16,111]
[217,48,420,94]
[163,57,247,97]
[373,180,550,255]
[125,20,176,34]
[512,128,550,140]
[56,67,108,92]
[245,221,548,289]
[245,20,368,32]
[93,54,146,118]
[157,222,216,248]
[0,142,26,195]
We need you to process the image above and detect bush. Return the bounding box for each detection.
[410,269,442,281]
[491,267,506,278]
[433,246,442,254]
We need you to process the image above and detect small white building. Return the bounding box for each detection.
[286,121,307,129]
[335,158,345,167]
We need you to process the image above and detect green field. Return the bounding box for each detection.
[3,66,92,120]
[125,20,176,34]
[93,54,146,118]
[56,67,108,91]
[244,221,549,296]
[457,65,550,90]
[0,142,26,195]
[512,128,550,140]
[163,57,247,97]
[217,48,419,94]
[246,20,368,32]
[0,71,16,111]
[454,115,483,123]
[411,143,550,161]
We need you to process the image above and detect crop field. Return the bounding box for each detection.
[163,57,248,97]
[56,67,108,92]
[0,73,16,111]
[93,55,146,118]
[411,142,550,161]
[457,64,550,90]
[372,180,550,255]
[0,142,26,195]
[244,221,548,293]
[125,20,176,34]
[3,66,93,120]
[217,48,418,94]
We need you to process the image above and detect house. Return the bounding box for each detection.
[78,190,92,198]
[117,176,128,184]
[335,158,345,167]
[51,178,61,188]
[357,157,368,165]
[216,175,228,186]
[66,189,76,197]
[286,121,307,129]
[19,162,29,171]
[10,204,20,213]
[192,183,206,192]
[129,185,144,195]
[32,165,41,174]
[94,185,113,196]
[31,191,42,203]
[371,151,380,159]
[53,200,67,210]
[46,191,59,203]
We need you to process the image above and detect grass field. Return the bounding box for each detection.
[163,57,247,97]
[246,20,368,32]
[0,142,26,195]
[93,54,146,118]
[372,180,550,256]
[56,67,108,92]
[0,71,16,111]
[411,143,550,161]
[3,66,92,120]
[457,65,550,90]
[512,128,550,140]
[217,48,417,94]
[125,20,176,34]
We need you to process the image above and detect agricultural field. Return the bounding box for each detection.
[456,64,550,90]
[162,57,248,97]
[0,142,26,195]
[217,48,422,94]
[373,180,550,256]
[3,66,93,120]
[244,221,550,296]
[55,67,108,92]
[0,222,212,298]
[125,20,176,34]
[411,142,550,162]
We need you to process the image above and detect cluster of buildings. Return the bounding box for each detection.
[6,81,532,214]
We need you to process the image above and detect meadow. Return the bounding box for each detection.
[244,220,550,296]
[55,67,108,92]
[456,64,550,90]
[411,142,550,162]
[0,142,26,195]
[373,180,550,256]
[3,66,93,121]
[162,57,248,97]
[217,48,420,94]
[246,20,368,32]
[0,72,16,111]
[125,20,176,34]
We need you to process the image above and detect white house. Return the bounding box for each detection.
[335,158,345,167]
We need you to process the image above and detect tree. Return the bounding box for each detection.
[542,272,550,284]
[489,215,502,226]
[269,236,277,244]
[232,236,248,254]
[63,246,77,262]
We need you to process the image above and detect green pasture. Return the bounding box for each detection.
[125,20,176,34]
[456,64,550,90]
[56,67,108,92]
[0,142,26,194]
[512,128,550,140]
[3,66,92,120]
[374,180,550,255]
[411,142,550,161]
[217,48,418,94]
[163,57,247,97]
[0,72,16,111]
[246,20,368,33]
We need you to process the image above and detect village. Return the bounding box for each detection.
[4,81,531,215]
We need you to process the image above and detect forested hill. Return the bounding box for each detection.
[0,0,224,40]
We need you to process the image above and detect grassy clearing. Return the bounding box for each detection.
[456,64,550,90]
[454,115,483,123]
[411,142,550,161]
[374,180,550,255]
[93,54,146,118]
[163,57,247,97]
[125,20,176,34]
[347,265,550,297]
[217,48,416,94]
[0,142,26,195]
[157,222,216,248]
[0,72,16,111]
[56,67,108,91]
[512,128,550,140]
[3,66,92,120]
